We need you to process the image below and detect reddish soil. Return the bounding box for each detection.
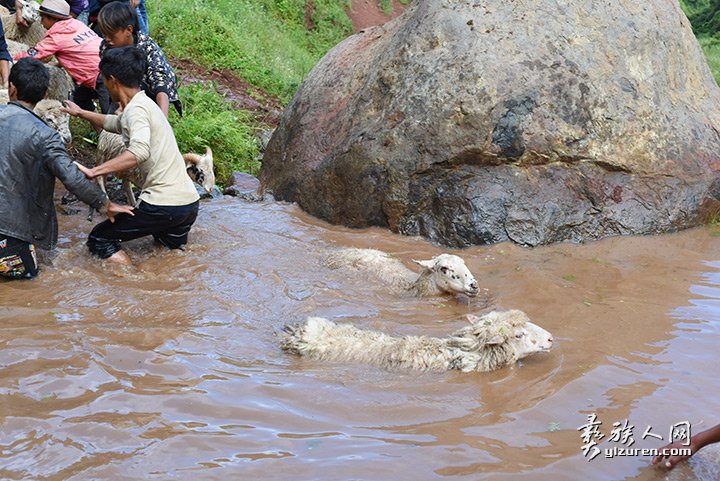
[346,0,406,31]
[173,58,285,127]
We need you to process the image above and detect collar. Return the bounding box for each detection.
[8,101,47,125]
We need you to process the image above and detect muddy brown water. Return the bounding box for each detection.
[2,197,720,480]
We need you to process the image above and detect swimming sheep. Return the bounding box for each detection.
[282,309,554,373]
[324,248,480,297]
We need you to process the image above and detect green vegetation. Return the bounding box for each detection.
[148,0,353,102]
[171,82,261,180]
[680,0,720,83]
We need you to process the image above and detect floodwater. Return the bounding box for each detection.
[1,196,720,481]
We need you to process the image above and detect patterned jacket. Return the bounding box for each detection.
[100,32,182,115]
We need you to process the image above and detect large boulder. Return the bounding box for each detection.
[261,0,720,247]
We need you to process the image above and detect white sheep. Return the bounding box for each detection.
[282,309,554,373]
[34,98,71,143]
[324,248,480,297]
[0,89,71,143]
[1,13,45,46]
[94,130,215,205]
[17,0,39,24]
[183,147,216,194]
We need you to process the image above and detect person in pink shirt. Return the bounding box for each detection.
[14,0,110,112]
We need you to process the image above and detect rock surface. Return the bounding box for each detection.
[261,0,720,247]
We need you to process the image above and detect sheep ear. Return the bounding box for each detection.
[412,259,434,269]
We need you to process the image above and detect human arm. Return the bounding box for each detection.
[0,19,10,86]
[13,32,61,61]
[155,91,169,118]
[652,424,720,469]
[140,37,179,117]
[0,60,8,88]
[43,130,109,212]
[73,149,138,179]
[14,1,28,28]
[62,100,118,133]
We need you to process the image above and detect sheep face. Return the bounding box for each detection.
[184,147,216,193]
[463,310,554,362]
[19,0,40,24]
[414,254,479,297]
[34,99,71,144]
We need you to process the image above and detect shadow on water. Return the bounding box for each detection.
[1,197,719,480]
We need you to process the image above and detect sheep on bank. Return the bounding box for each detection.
[0,90,71,143]
[282,309,554,373]
[1,13,45,46]
[324,248,480,297]
[183,147,216,194]
[94,130,216,205]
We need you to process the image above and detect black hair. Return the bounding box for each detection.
[98,1,140,43]
[100,46,146,88]
[8,57,48,104]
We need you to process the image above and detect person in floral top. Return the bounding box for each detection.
[97,1,180,117]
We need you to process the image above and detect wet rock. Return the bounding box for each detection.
[224,172,263,201]
[261,0,720,247]
[195,183,223,199]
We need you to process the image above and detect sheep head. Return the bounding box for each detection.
[34,99,71,144]
[19,0,40,24]
[448,310,553,371]
[184,147,215,193]
[413,253,479,297]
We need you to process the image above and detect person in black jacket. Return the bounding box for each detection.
[0,57,133,279]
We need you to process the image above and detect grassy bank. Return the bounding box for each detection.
[140,0,355,183]
[148,0,353,102]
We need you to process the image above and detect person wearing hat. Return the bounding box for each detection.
[14,0,111,113]
[15,0,88,27]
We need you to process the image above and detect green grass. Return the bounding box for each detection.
[171,82,262,183]
[698,36,720,85]
[148,0,353,102]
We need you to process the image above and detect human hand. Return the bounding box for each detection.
[15,10,29,28]
[106,202,135,223]
[62,100,83,117]
[652,441,695,469]
[130,0,140,7]
[73,161,96,179]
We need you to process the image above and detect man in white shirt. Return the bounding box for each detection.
[64,45,200,266]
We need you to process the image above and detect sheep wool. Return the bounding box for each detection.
[282,309,554,373]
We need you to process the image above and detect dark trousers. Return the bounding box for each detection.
[0,235,39,279]
[87,200,199,259]
[73,73,112,114]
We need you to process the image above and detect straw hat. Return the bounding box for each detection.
[39,0,71,19]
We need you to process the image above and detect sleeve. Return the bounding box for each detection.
[143,39,177,98]
[0,19,11,63]
[123,104,151,165]
[43,130,108,211]
[103,114,122,134]
[13,31,60,61]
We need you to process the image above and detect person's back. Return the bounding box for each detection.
[0,57,129,278]
[108,90,198,205]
